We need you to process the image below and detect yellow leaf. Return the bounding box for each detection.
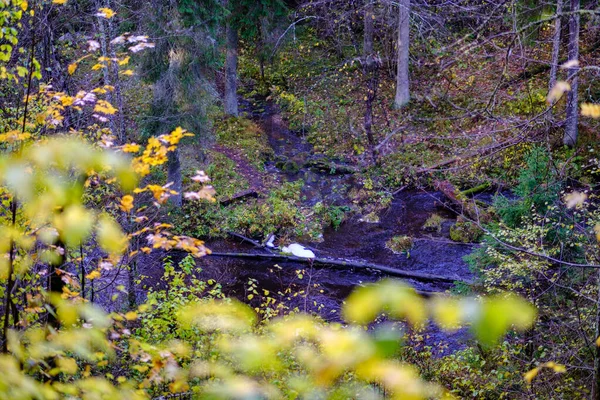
[546,361,566,373]
[124,311,137,320]
[94,100,118,115]
[597,336,600,347]
[56,357,78,375]
[119,195,134,212]
[120,69,134,76]
[97,214,128,255]
[524,367,539,384]
[68,63,77,75]
[547,81,570,104]
[96,7,115,18]
[53,0,67,3]
[86,270,101,280]
[122,144,140,154]
[581,103,600,118]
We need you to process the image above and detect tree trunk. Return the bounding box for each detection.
[96,0,125,142]
[364,0,374,55]
[128,260,137,310]
[594,269,600,400]
[224,12,239,116]
[548,0,563,94]
[394,0,410,108]
[363,0,378,163]
[167,148,182,207]
[207,252,469,284]
[564,0,580,147]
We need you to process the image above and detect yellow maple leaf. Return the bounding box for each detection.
[86,270,101,280]
[122,143,140,153]
[119,195,134,212]
[94,100,118,115]
[120,69,134,76]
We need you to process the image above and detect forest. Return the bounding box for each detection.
[2,0,600,398]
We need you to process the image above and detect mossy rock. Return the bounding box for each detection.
[449,218,482,243]
[385,235,414,254]
[422,213,445,232]
[359,211,380,223]
[276,159,300,173]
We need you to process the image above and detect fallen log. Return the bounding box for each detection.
[226,231,277,254]
[220,190,259,206]
[206,252,471,284]
[434,180,492,223]
[226,231,263,248]
[461,182,491,197]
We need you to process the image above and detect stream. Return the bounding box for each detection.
[188,100,479,352]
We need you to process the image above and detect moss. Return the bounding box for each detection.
[276,159,300,173]
[385,235,414,254]
[359,212,380,223]
[449,218,482,243]
[422,213,445,232]
[213,116,274,170]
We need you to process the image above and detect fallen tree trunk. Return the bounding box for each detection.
[207,252,470,284]
[434,180,492,223]
[220,190,259,206]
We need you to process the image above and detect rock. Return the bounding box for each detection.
[385,235,414,254]
[422,213,445,232]
[449,218,483,243]
[359,212,380,223]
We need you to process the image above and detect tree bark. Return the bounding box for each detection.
[2,200,17,353]
[96,0,125,142]
[564,0,580,147]
[364,0,374,56]
[394,0,410,108]
[594,268,600,400]
[363,0,379,163]
[548,0,564,94]
[224,9,239,116]
[167,148,182,207]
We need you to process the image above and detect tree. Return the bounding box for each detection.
[363,0,379,163]
[548,0,564,94]
[224,0,239,116]
[394,0,410,108]
[167,149,183,206]
[564,0,580,146]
